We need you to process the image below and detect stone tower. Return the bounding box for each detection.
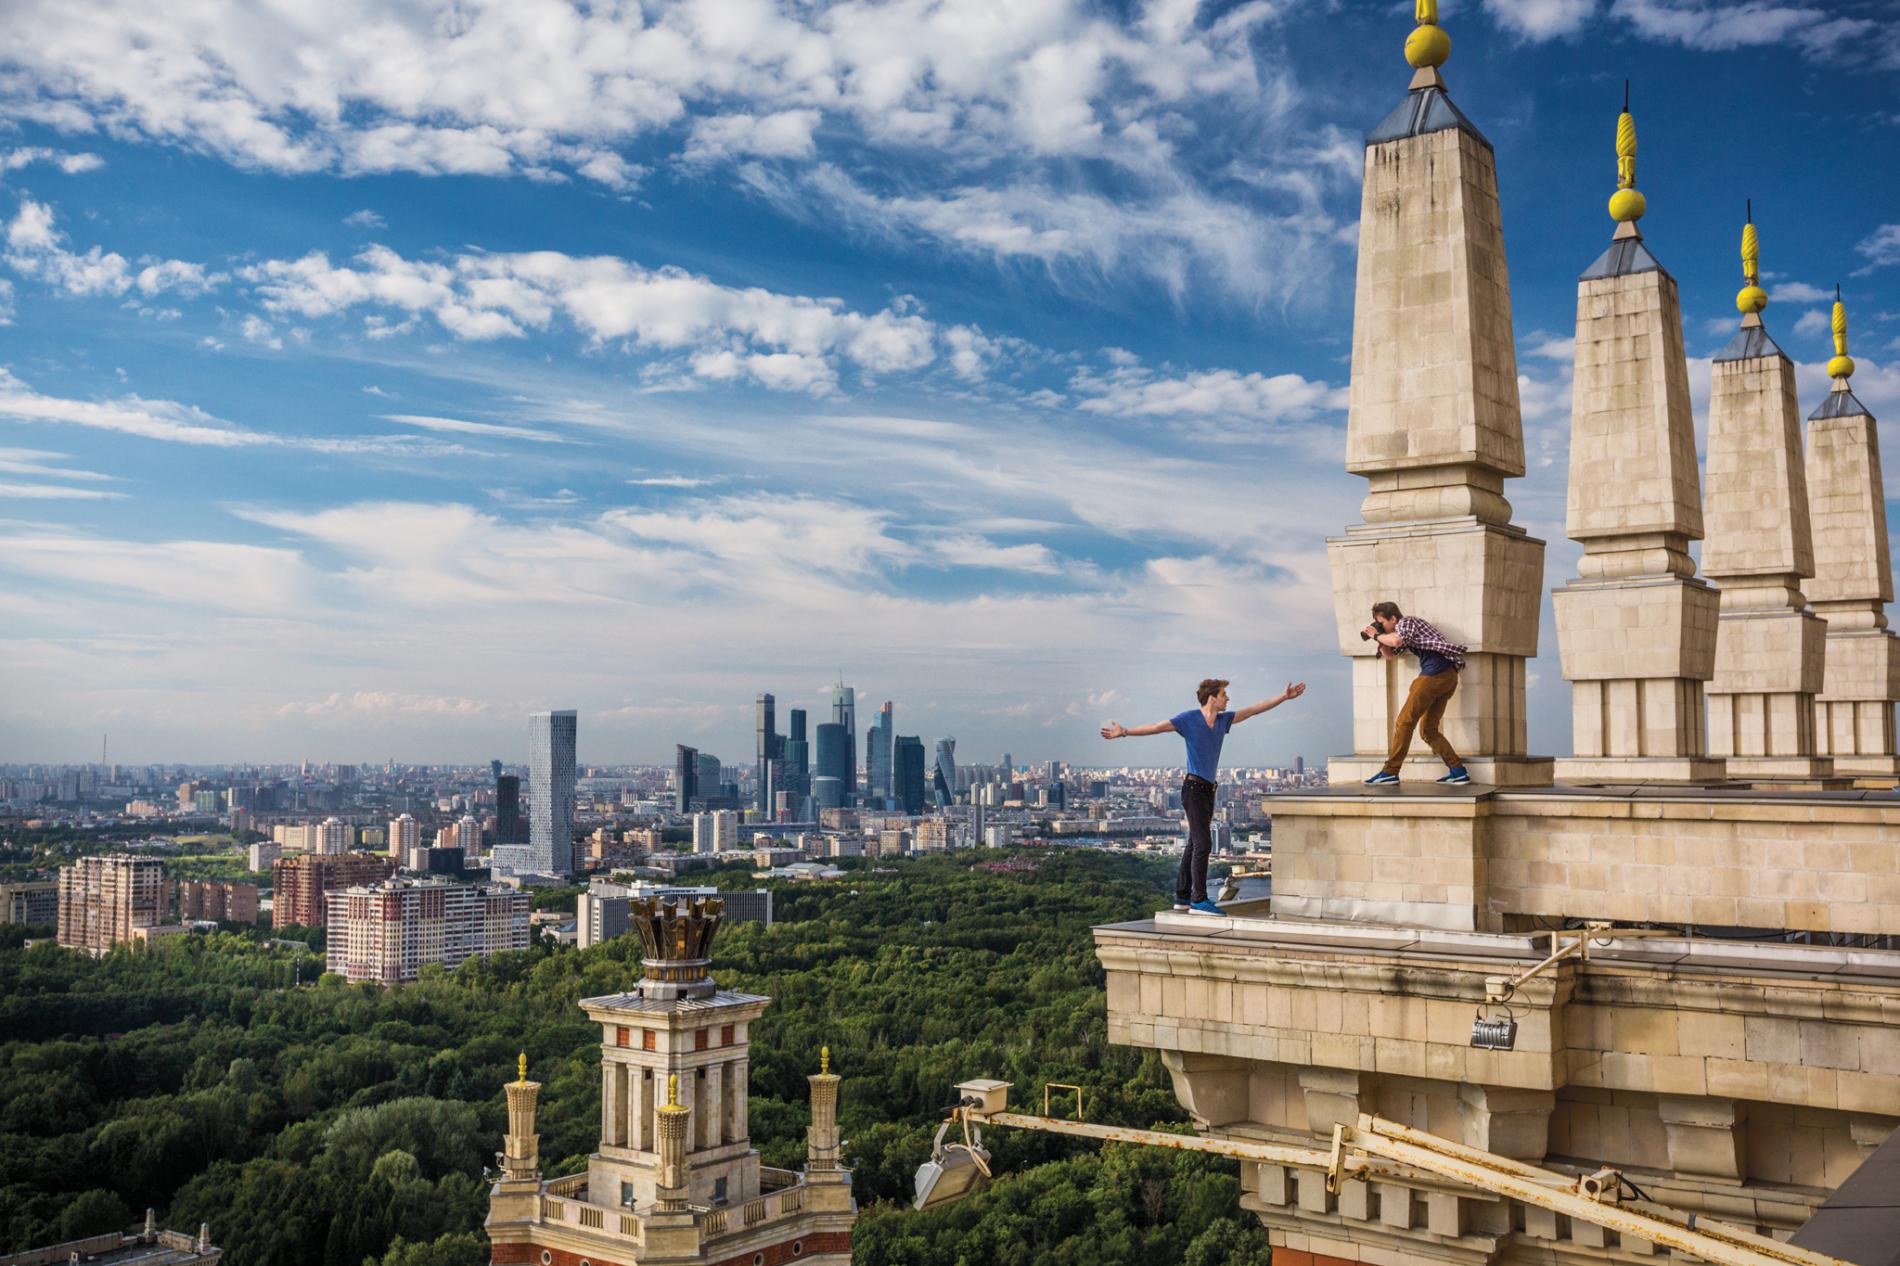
[486,896,855,1266]
[1806,291,1900,776]
[1325,0,1550,786]
[1701,213,1832,780]
[1551,91,1722,782]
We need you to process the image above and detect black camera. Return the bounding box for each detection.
[1359,630,1372,641]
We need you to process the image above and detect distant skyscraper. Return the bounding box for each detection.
[696,751,722,799]
[389,812,421,860]
[490,758,503,783]
[811,775,845,811]
[528,710,578,875]
[867,700,894,804]
[786,705,810,797]
[814,722,850,795]
[674,744,698,812]
[755,692,779,813]
[831,682,856,796]
[933,738,957,808]
[496,774,520,843]
[1002,752,1013,776]
[894,735,927,815]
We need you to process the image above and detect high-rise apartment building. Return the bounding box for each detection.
[692,810,738,855]
[830,682,856,796]
[528,709,578,875]
[325,879,530,984]
[315,817,349,856]
[388,813,421,860]
[893,735,927,815]
[271,852,397,928]
[57,855,164,956]
[177,880,259,924]
[496,773,520,844]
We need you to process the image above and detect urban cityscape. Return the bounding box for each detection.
[4,2,1900,1266]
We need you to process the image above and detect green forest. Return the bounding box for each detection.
[0,850,1269,1266]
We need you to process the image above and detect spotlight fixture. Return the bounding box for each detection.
[1470,1013,1518,1051]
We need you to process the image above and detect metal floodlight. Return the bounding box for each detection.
[1471,1013,1518,1051]
[912,1116,993,1211]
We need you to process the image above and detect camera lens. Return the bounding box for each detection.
[1359,631,1371,641]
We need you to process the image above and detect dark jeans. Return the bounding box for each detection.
[1176,776,1216,904]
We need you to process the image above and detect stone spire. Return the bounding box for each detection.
[1552,87,1721,782]
[501,1052,542,1181]
[1805,289,1899,775]
[806,1046,842,1171]
[1326,0,1550,786]
[1701,209,1831,779]
[655,1073,692,1211]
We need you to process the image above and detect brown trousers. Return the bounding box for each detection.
[1383,669,1463,774]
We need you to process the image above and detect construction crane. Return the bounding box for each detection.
[914,1079,1853,1266]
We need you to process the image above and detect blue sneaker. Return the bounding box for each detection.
[1189,900,1224,916]
[1364,770,1400,786]
[1437,767,1471,785]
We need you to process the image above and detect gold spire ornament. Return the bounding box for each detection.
[1405,0,1451,70]
[1608,82,1646,225]
[516,1052,528,1083]
[1736,202,1767,316]
[1829,286,1855,381]
[821,1045,831,1075]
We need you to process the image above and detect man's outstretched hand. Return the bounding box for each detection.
[1283,682,1307,701]
[1100,722,1127,740]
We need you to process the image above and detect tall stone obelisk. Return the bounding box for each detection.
[1551,92,1722,783]
[1806,292,1900,777]
[1702,213,1831,780]
[1327,0,1550,786]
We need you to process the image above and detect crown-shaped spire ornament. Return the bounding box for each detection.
[631,894,726,1000]
[1737,202,1768,317]
[1608,82,1646,230]
[1829,285,1855,382]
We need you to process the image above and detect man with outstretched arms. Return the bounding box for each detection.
[1101,678,1306,915]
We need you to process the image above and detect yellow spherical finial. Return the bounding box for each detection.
[667,1073,680,1107]
[1828,290,1855,380]
[1736,211,1766,314]
[1406,0,1450,69]
[1608,90,1645,224]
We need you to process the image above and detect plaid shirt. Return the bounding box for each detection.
[1395,616,1466,670]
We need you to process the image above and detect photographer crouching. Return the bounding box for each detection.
[1360,602,1470,787]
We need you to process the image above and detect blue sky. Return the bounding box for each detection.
[1,0,1897,768]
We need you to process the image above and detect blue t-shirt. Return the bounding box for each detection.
[1417,650,1453,676]
[1171,709,1235,782]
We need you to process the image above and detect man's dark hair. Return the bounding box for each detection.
[1371,602,1402,621]
[1196,678,1230,705]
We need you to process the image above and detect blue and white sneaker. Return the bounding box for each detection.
[1189,900,1225,916]
[1437,767,1472,785]
[1363,770,1400,786]
[1171,902,1190,912]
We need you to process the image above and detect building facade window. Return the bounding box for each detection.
[695,1029,708,1050]
[616,1026,629,1047]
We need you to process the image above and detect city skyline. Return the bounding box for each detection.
[1,2,1896,768]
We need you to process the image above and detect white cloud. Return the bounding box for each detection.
[0,479,126,499]
[1067,357,1344,424]
[241,241,944,390]
[239,313,283,349]
[1858,224,1900,270]
[386,413,569,443]
[4,198,223,298]
[0,0,1290,182]
[1608,0,1894,65]
[741,162,1344,307]
[277,691,490,717]
[1771,280,1835,303]
[1484,0,1598,40]
[0,147,104,176]
[343,209,386,229]
[1792,309,1831,338]
[685,110,822,162]
[928,532,1062,574]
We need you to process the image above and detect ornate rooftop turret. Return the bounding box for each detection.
[1552,86,1720,783]
[1703,208,1830,778]
[633,894,725,1000]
